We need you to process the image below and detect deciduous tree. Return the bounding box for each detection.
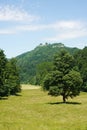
[43,50,83,102]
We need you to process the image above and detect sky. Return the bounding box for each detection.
[0,0,87,58]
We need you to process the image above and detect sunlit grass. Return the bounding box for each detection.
[0,85,87,130]
[22,84,41,89]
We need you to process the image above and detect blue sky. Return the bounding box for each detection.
[0,0,87,58]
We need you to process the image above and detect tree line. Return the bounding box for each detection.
[16,43,78,84]
[0,49,21,98]
[74,47,87,91]
[1,46,87,102]
[36,47,87,93]
[36,48,87,102]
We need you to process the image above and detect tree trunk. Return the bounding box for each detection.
[63,95,66,103]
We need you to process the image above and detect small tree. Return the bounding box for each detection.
[43,50,83,102]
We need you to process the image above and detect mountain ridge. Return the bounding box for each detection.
[16,43,80,84]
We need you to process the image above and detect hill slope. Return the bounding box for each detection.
[16,43,79,84]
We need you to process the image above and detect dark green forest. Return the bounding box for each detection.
[0,49,21,98]
[74,47,87,91]
[16,43,87,92]
[0,43,87,98]
[16,43,79,85]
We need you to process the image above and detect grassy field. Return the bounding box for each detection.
[0,85,87,130]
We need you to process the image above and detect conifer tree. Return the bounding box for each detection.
[0,49,21,98]
[0,49,9,97]
[5,58,21,95]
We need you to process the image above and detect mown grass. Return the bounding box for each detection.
[0,85,87,130]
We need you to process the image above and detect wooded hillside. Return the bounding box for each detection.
[16,43,79,84]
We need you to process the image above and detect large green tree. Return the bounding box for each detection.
[0,49,21,98]
[43,50,83,102]
[0,49,9,97]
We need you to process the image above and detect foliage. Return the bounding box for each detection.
[0,49,21,98]
[36,62,53,85]
[0,49,9,97]
[5,58,21,95]
[16,43,79,84]
[43,50,83,102]
[74,47,87,91]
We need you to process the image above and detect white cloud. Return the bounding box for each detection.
[43,21,87,41]
[16,20,84,31]
[47,20,84,30]
[16,24,49,31]
[45,30,87,42]
[16,20,87,41]
[0,29,15,34]
[54,21,81,29]
[0,18,87,42]
[0,4,86,42]
[0,5,38,22]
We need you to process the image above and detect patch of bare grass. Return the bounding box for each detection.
[21,84,41,90]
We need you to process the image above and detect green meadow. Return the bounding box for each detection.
[0,85,87,130]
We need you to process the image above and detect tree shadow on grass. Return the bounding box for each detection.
[47,101,81,105]
[0,94,22,100]
[15,93,22,96]
[0,97,8,100]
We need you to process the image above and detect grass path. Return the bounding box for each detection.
[21,84,41,90]
[0,85,87,130]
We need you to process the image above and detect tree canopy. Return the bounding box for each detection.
[5,58,21,95]
[0,49,9,97]
[0,49,21,98]
[74,47,87,91]
[43,50,83,102]
[16,43,79,84]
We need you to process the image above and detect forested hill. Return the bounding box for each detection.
[16,43,79,84]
